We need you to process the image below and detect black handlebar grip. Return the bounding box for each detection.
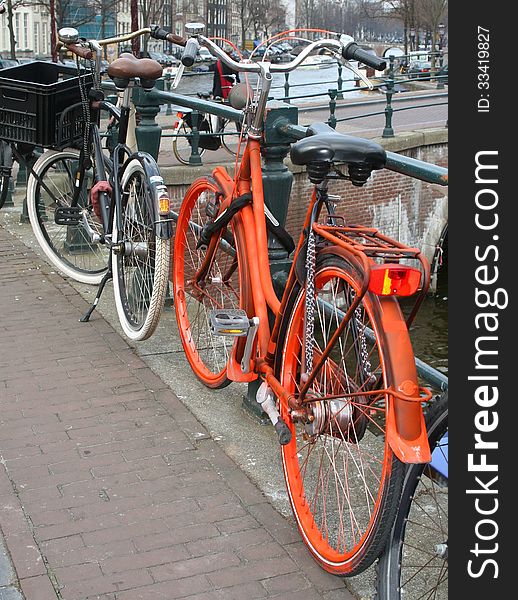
[149,25,187,47]
[343,43,386,71]
[149,25,170,40]
[181,38,199,67]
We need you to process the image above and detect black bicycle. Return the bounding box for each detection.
[26,26,174,341]
[376,391,448,599]
[172,91,241,164]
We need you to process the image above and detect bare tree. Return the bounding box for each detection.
[5,0,22,59]
[365,0,421,52]
[235,0,254,49]
[140,0,164,50]
[416,0,447,67]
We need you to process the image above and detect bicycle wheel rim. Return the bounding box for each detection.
[277,256,404,575]
[173,177,247,388]
[172,119,206,166]
[220,119,238,156]
[27,150,108,283]
[112,158,169,341]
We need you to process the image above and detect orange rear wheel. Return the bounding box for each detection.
[276,253,407,576]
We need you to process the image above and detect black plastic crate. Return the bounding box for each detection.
[0,61,92,148]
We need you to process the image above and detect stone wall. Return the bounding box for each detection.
[162,128,448,269]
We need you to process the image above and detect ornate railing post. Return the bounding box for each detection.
[164,73,173,115]
[284,72,290,103]
[327,89,338,129]
[336,62,344,99]
[187,110,203,166]
[382,55,395,138]
[133,79,164,161]
[436,50,445,90]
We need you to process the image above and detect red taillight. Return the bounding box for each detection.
[368,264,421,296]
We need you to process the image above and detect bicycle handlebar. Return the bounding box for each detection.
[181,38,200,67]
[179,34,385,76]
[342,42,386,70]
[149,24,187,47]
[64,43,94,60]
[59,27,153,58]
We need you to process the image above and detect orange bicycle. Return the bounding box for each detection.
[171,24,432,576]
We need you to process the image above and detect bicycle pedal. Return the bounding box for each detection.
[209,308,251,337]
[54,206,82,226]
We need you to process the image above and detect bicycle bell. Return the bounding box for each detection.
[185,22,205,35]
[58,27,80,44]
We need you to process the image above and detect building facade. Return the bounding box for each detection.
[0,0,296,59]
[1,1,51,58]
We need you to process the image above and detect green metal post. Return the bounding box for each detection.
[336,63,344,99]
[436,50,445,90]
[188,110,203,166]
[327,89,338,129]
[284,73,290,103]
[134,80,164,161]
[382,55,395,138]
[103,94,119,154]
[165,74,173,115]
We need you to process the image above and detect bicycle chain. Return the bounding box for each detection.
[354,298,373,380]
[76,55,101,159]
[304,229,317,376]
[76,58,91,158]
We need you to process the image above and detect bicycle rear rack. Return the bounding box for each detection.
[313,220,431,328]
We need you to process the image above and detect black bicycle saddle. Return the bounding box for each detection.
[290,122,386,171]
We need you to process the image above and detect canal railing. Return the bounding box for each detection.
[102,49,447,167]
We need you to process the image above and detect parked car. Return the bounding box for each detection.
[408,60,432,79]
[196,47,216,62]
[0,58,19,69]
[147,51,169,66]
[277,42,293,52]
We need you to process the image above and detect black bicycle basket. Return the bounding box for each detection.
[0,61,92,148]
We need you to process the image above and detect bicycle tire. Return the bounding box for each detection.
[0,140,13,209]
[172,117,206,166]
[112,157,170,341]
[376,391,448,599]
[172,176,250,388]
[219,118,238,157]
[275,252,406,576]
[27,149,108,284]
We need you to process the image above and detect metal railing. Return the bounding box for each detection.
[106,48,446,166]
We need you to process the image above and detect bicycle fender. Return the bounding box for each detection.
[375,298,432,464]
[124,152,174,240]
[316,245,431,464]
[156,219,174,240]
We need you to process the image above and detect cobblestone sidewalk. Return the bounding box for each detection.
[0,225,354,599]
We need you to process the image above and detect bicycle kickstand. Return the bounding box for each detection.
[79,265,113,323]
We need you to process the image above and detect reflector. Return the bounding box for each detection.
[368,263,421,296]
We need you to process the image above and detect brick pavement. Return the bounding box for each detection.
[0,225,355,600]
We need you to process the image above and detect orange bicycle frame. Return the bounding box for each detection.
[210,137,431,464]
